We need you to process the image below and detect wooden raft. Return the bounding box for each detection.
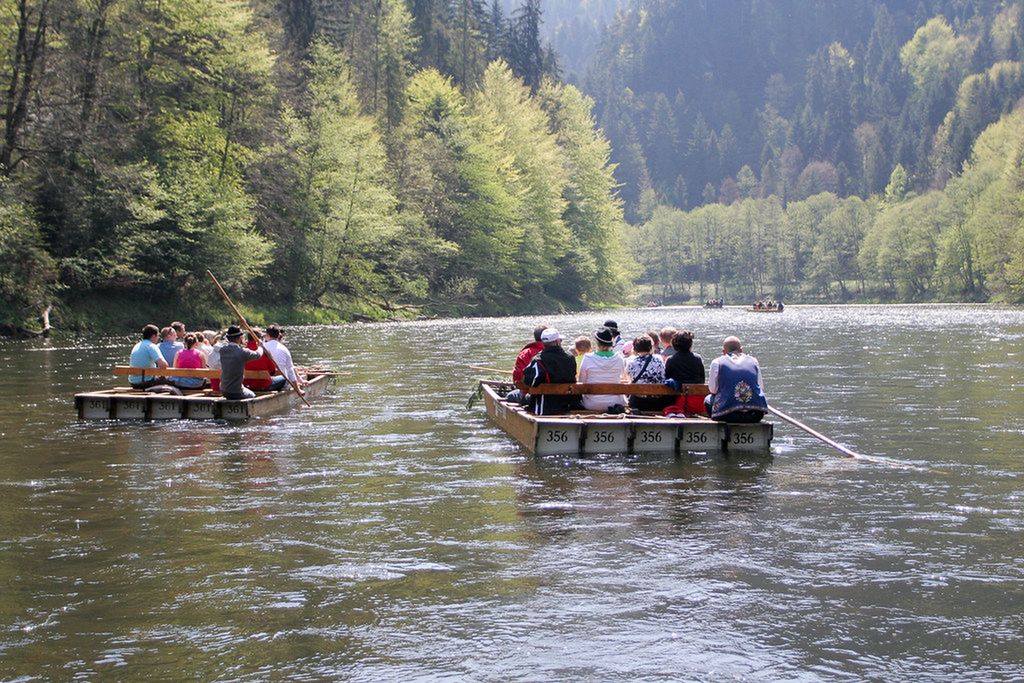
[75,368,332,421]
[480,381,772,455]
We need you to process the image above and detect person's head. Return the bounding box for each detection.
[533,324,548,342]
[659,326,677,345]
[248,327,263,344]
[540,328,563,348]
[672,330,695,353]
[202,330,217,345]
[646,331,660,348]
[266,324,283,340]
[142,324,159,341]
[723,336,742,354]
[603,320,619,338]
[225,325,244,343]
[573,336,592,356]
[160,326,176,341]
[595,327,615,350]
[170,321,185,338]
[183,333,197,349]
[632,335,653,354]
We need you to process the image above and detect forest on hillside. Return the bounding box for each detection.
[3,1,1024,335]
[0,0,632,333]
[580,0,1024,302]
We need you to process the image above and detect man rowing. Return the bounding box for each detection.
[219,325,264,400]
[704,336,768,423]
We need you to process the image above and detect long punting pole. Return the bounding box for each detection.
[206,270,312,408]
[766,404,862,459]
[468,364,513,375]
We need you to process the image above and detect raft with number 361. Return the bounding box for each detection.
[477,380,772,455]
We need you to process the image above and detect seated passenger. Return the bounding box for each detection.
[626,335,671,412]
[704,336,767,423]
[172,333,207,389]
[659,327,678,359]
[264,324,305,396]
[663,331,707,415]
[578,327,627,413]
[195,330,216,366]
[646,329,662,356]
[572,336,592,370]
[505,324,548,405]
[522,328,577,415]
[128,324,169,389]
[157,326,184,366]
[207,330,226,393]
[242,328,287,392]
[602,320,627,355]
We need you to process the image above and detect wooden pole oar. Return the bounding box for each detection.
[467,364,512,375]
[206,270,311,407]
[766,404,862,459]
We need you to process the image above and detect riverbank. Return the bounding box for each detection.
[1,290,600,338]
[1,293,408,339]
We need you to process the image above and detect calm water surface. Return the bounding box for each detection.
[1,305,1022,681]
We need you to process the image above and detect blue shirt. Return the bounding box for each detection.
[129,339,164,384]
[158,340,184,365]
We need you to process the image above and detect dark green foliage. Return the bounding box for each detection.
[580,0,1024,222]
[0,0,630,330]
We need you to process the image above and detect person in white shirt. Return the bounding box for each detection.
[264,324,306,396]
[577,327,627,412]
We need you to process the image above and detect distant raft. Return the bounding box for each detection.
[478,380,772,456]
[76,369,332,421]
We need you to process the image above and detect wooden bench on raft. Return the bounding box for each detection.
[515,382,709,397]
[112,366,272,381]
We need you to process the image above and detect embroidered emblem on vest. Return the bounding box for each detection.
[734,380,753,403]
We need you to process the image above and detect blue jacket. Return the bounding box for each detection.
[709,353,767,419]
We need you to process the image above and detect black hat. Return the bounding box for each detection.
[226,324,244,339]
[595,327,615,345]
[603,320,619,333]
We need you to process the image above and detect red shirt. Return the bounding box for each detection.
[243,340,279,390]
[512,341,545,383]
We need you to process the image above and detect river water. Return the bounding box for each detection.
[0,305,1022,681]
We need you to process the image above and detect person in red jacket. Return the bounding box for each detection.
[512,324,548,383]
[506,324,548,405]
[243,328,287,392]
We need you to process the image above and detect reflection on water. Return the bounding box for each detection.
[0,305,1023,680]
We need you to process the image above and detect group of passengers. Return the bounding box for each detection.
[704,298,724,307]
[753,298,784,311]
[128,321,307,400]
[507,319,767,423]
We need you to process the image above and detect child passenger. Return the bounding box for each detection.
[572,336,592,370]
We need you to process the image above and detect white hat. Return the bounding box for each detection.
[540,328,563,344]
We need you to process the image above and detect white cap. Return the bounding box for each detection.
[540,328,563,343]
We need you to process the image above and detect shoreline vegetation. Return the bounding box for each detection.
[2,295,1012,341]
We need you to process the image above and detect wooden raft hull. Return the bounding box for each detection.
[479,381,772,455]
[75,373,332,421]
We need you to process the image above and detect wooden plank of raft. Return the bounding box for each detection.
[112,366,271,380]
[518,382,709,396]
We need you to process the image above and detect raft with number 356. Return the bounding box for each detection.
[478,380,772,455]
